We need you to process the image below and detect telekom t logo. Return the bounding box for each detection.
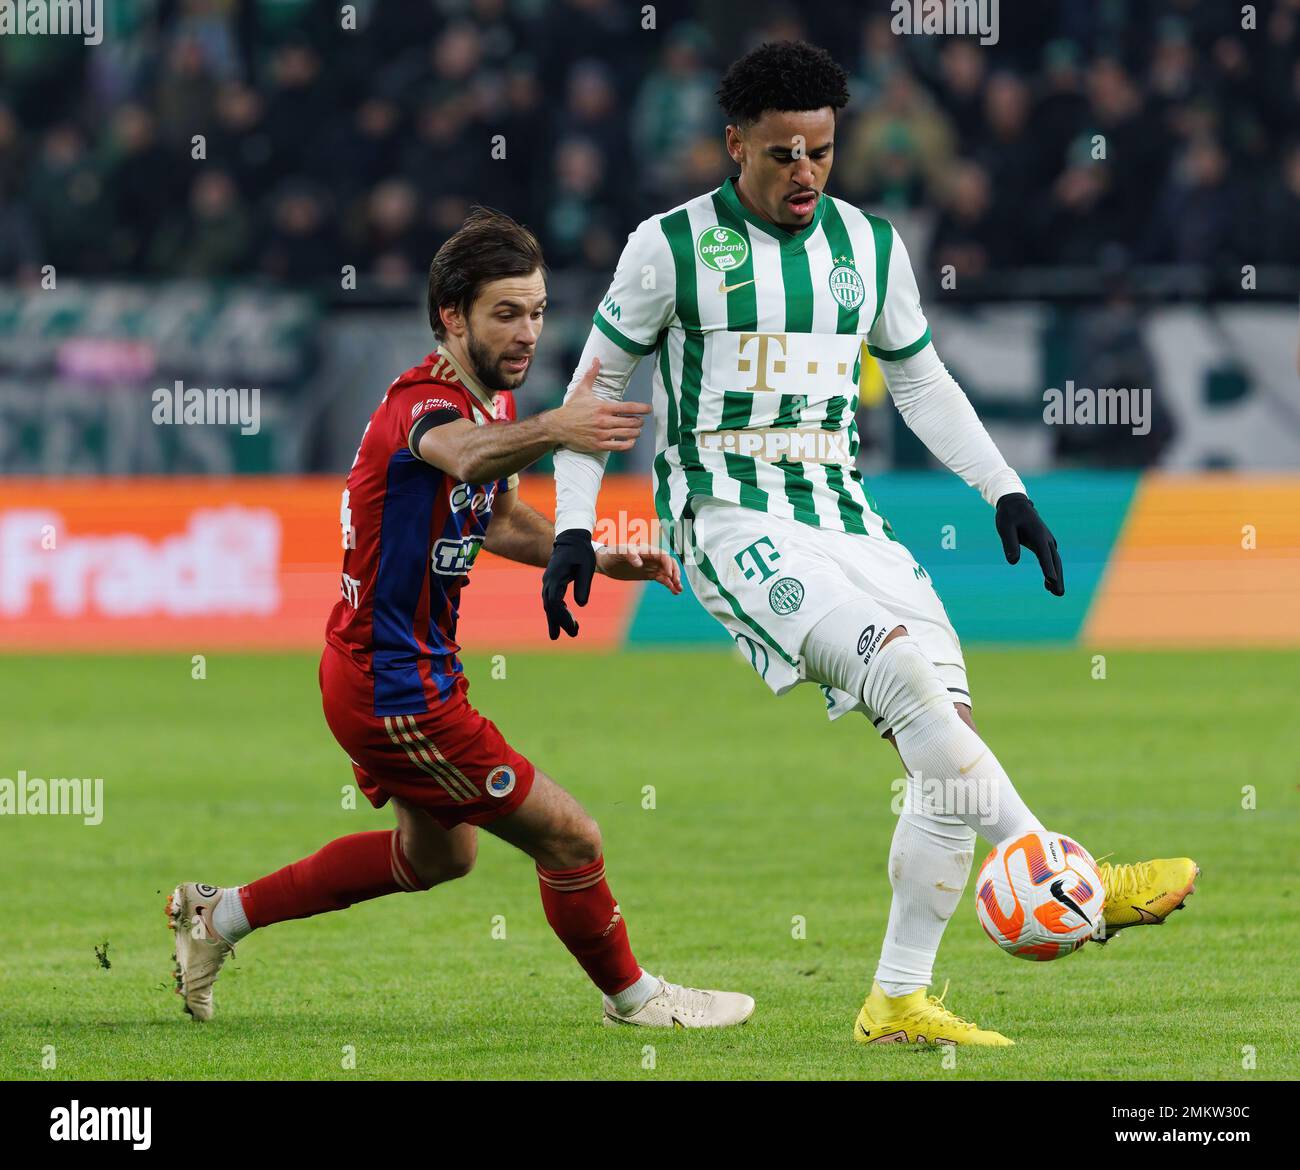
[735,332,788,394]
[734,537,780,583]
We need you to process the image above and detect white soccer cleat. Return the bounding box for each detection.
[602,978,755,1028]
[166,882,234,1022]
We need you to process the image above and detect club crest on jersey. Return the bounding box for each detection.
[485,765,516,798]
[696,226,749,272]
[768,576,805,615]
[828,260,865,310]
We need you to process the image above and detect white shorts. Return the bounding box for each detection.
[681,499,970,726]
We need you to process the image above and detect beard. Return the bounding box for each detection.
[466,328,531,392]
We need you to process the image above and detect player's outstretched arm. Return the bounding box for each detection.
[547,331,652,640]
[416,359,650,485]
[483,489,556,567]
[881,346,1064,596]
[547,217,673,640]
[486,490,681,597]
[869,218,1064,595]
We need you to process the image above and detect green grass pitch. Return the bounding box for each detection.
[1,647,1296,1081]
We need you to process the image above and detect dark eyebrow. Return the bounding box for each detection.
[768,141,833,155]
[492,297,548,311]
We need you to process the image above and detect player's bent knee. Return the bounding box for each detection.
[565,814,603,867]
[433,851,477,884]
[803,607,910,701]
[863,634,953,738]
[399,832,477,889]
[442,834,480,883]
[541,814,602,871]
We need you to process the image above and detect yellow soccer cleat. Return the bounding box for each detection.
[853,980,1014,1047]
[1097,857,1199,937]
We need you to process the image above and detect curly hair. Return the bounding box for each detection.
[716,40,850,126]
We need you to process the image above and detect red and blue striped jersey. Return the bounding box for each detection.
[324,347,517,715]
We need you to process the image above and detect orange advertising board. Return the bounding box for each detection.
[0,476,657,651]
[1083,474,1300,646]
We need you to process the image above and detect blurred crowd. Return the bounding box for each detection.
[2,0,1299,292]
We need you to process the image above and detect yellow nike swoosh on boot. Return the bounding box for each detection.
[853,980,1014,1047]
[1097,857,1199,937]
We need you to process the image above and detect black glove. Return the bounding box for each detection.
[995,493,1064,596]
[542,528,597,640]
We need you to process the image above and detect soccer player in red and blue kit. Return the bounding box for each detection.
[167,208,754,1030]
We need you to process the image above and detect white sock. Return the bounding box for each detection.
[875,778,977,997]
[605,969,658,1014]
[893,701,1043,843]
[211,887,252,944]
[854,635,1043,843]
[803,625,1044,996]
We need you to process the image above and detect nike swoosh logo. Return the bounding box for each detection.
[1049,879,1092,925]
[717,278,755,295]
[1132,906,1161,924]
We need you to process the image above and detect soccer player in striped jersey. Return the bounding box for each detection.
[168,208,753,1031]
[543,42,1198,1046]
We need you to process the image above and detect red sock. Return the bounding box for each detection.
[240,830,426,929]
[536,856,641,995]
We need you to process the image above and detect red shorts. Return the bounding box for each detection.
[319,645,535,829]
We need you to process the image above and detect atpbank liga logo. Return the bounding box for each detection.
[696,226,749,272]
[0,0,104,46]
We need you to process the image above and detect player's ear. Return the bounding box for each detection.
[439,302,465,339]
[725,124,744,167]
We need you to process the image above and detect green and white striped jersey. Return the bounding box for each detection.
[591,177,932,540]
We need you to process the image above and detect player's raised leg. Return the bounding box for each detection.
[486,770,754,1028]
[804,607,1197,1044]
[805,612,1042,1044]
[167,800,475,1020]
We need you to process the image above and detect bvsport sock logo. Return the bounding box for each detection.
[49,1101,151,1150]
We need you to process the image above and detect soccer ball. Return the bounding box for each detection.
[975,830,1104,961]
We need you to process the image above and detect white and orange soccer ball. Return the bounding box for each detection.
[975,830,1104,961]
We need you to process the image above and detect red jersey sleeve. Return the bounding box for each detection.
[396,382,473,460]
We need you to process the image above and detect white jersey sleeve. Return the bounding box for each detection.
[590,216,677,357]
[866,221,932,361]
[878,342,1026,506]
[866,221,1024,505]
[553,218,677,535]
